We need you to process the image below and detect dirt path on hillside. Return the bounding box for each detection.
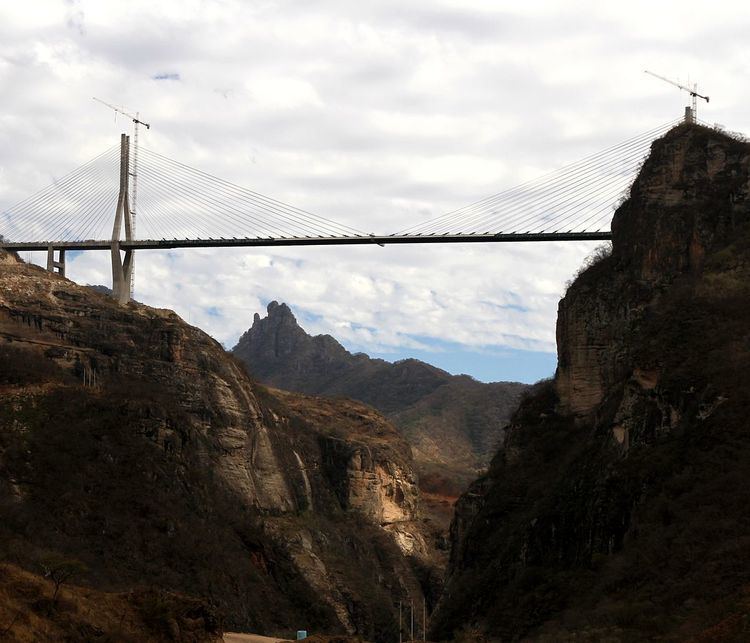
[223,634,290,643]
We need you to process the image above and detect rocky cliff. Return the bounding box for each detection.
[232,302,526,493]
[0,249,433,641]
[431,123,750,640]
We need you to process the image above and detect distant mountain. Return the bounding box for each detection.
[232,301,527,494]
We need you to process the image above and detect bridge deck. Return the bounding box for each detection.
[0,232,611,252]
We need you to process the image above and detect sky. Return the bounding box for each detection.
[1,1,748,384]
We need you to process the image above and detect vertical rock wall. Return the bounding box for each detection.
[431,123,750,640]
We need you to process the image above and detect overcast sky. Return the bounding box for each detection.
[1,1,748,383]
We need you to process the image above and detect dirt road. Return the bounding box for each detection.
[223,634,289,643]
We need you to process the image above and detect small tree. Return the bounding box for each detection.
[39,554,88,604]
[565,242,614,290]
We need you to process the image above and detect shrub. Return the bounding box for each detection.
[565,242,613,290]
[38,554,88,604]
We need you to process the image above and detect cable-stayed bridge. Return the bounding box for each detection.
[0,118,682,303]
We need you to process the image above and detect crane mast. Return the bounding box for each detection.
[93,98,151,298]
[644,70,709,123]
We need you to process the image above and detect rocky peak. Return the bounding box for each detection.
[234,303,477,411]
[235,300,349,372]
[612,123,750,282]
[241,300,308,356]
[232,303,526,483]
[557,123,750,419]
[267,299,290,315]
[264,299,296,324]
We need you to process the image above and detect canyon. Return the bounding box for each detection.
[1,120,748,642]
[232,302,526,496]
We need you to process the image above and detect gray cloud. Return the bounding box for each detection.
[1,0,749,380]
[152,72,180,81]
[64,0,85,36]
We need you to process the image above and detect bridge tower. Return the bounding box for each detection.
[111,133,134,304]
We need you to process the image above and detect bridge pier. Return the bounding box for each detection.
[111,133,134,305]
[46,245,65,277]
[111,242,133,305]
[112,241,133,306]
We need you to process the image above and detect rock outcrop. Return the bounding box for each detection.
[233,302,526,491]
[431,123,750,640]
[233,301,526,576]
[0,252,432,641]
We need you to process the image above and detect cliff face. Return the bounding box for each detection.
[556,124,750,422]
[432,123,750,640]
[232,302,526,491]
[0,251,432,641]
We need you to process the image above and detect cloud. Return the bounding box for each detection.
[152,72,180,81]
[64,0,85,36]
[1,0,749,381]
[56,238,595,359]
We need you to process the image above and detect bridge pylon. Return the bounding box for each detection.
[111,133,134,305]
[46,246,66,277]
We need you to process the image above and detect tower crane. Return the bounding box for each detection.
[644,70,709,123]
[93,97,151,298]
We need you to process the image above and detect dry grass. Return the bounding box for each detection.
[0,562,221,642]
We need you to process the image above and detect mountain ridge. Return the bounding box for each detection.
[0,249,436,641]
[232,301,527,494]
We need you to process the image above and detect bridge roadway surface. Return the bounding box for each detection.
[0,231,612,253]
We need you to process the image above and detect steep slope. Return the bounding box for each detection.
[232,302,526,490]
[431,123,750,641]
[0,249,433,642]
[0,563,220,642]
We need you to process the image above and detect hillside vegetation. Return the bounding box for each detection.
[0,562,220,642]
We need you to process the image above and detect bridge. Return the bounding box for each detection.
[0,118,684,304]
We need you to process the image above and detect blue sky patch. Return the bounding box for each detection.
[357,336,555,384]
